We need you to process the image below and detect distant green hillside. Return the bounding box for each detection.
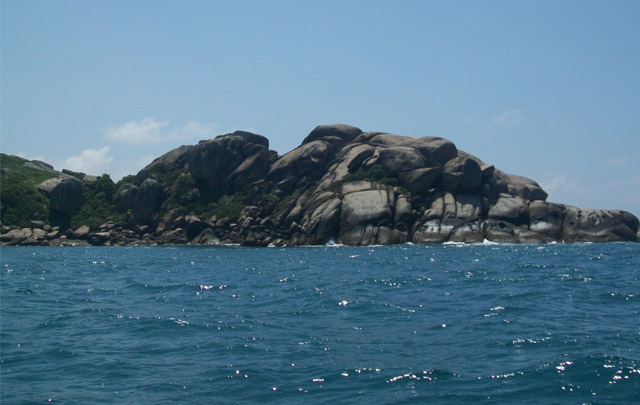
[0,153,59,227]
[0,154,58,185]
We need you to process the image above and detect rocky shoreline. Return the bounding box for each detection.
[2,124,639,246]
[2,203,638,247]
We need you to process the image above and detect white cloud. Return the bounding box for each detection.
[607,156,628,167]
[104,118,220,145]
[492,108,524,126]
[63,146,113,175]
[166,121,220,142]
[104,117,169,144]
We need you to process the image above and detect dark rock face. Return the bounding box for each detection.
[377,147,428,175]
[37,176,84,215]
[412,192,483,244]
[185,215,208,240]
[441,155,482,193]
[113,183,138,211]
[190,131,270,194]
[301,124,363,147]
[398,167,442,194]
[488,196,529,225]
[73,225,91,240]
[122,131,272,223]
[133,179,164,224]
[507,174,548,201]
[361,133,458,165]
[529,201,565,240]
[6,124,638,246]
[267,140,333,184]
[562,207,639,242]
[147,145,194,173]
[339,183,395,245]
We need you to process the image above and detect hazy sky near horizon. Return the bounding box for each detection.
[2,0,639,216]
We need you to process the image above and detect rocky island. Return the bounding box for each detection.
[2,124,639,246]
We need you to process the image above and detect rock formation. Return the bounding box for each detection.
[36,176,84,215]
[1,125,638,246]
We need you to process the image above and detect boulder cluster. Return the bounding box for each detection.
[2,124,639,246]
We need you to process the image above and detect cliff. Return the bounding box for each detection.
[2,124,639,246]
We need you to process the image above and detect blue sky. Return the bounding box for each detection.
[2,0,639,216]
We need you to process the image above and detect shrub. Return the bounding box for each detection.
[69,175,123,229]
[344,164,400,186]
[0,154,58,227]
[1,182,50,227]
[213,193,247,220]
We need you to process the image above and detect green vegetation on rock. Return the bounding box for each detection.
[329,164,404,194]
[116,175,135,189]
[69,174,123,229]
[1,154,57,227]
[344,164,401,186]
[146,162,182,187]
[211,193,246,220]
[0,154,58,186]
[1,182,51,227]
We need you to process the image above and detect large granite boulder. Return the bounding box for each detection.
[483,220,549,244]
[147,145,194,172]
[488,196,529,225]
[507,174,548,201]
[376,147,429,175]
[23,160,56,173]
[338,182,402,245]
[156,208,187,234]
[482,169,512,202]
[411,192,484,243]
[301,124,363,148]
[73,225,91,239]
[189,131,270,194]
[398,167,442,194]
[441,155,482,193]
[113,183,139,211]
[267,140,333,183]
[393,195,412,229]
[315,144,376,191]
[360,133,457,165]
[562,207,639,242]
[1,228,32,245]
[411,193,442,243]
[225,148,270,193]
[37,176,84,215]
[300,195,342,245]
[185,215,209,240]
[453,193,484,223]
[132,178,165,224]
[528,201,565,240]
[340,183,393,229]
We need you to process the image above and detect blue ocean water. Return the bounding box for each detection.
[1,243,639,404]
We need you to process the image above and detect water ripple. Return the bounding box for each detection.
[1,243,639,404]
